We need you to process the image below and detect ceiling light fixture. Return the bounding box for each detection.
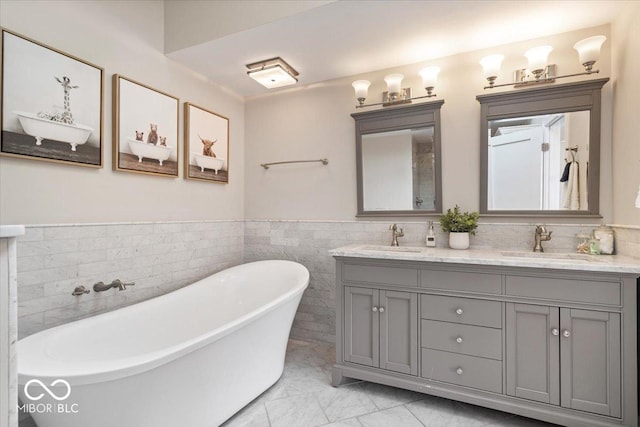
[246,57,299,89]
[352,66,440,109]
[481,35,606,90]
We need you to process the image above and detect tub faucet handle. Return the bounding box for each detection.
[111,279,135,291]
[72,286,90,296]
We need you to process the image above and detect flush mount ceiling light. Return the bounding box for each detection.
[481,35,606,90]
[246,57,298,89]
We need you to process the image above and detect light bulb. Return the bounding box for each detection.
[352,80,371,105]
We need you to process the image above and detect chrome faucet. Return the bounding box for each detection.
[389,224,404,246]
[533,225,552,252]
[93,279,135,292]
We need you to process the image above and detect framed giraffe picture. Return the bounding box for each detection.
[0,28,104,167]
[184,102,229,183]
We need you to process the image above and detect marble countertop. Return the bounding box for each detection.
[329,244,640,274]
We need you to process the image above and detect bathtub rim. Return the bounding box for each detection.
[15,111,94,132]
[17,260,309,386]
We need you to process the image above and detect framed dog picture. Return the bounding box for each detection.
[112,74,179,177]
[184,102,229,183]
[1,28,104,167]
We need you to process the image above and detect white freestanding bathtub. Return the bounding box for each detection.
[127,139,172,165]
[15,111,93,151]
[17,260,309,427]
[194,154,225,173]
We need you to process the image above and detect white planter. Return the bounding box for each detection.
[449,232,470,250]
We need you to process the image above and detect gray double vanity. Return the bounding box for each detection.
[333,78,640,427]
[330,246,639,427]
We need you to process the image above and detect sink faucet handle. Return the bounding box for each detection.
[389,223,397,231]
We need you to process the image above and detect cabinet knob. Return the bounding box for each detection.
[379,306,385,313]
[551,328,559,336]
[562,329,571,338]
[456,367,464,375]
[372,306,378,312]
[455,308,463,315]
[456,336,463,344]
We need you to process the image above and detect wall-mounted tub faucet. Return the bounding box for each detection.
[533,225,552,252]
[93,279,135,292]
[389,224,404,246]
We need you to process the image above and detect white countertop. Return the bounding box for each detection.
[0,225,25,238]
[329,244,640,275]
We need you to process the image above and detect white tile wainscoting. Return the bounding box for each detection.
[16,221,244,338]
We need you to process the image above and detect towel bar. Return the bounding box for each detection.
[260,158,328,169]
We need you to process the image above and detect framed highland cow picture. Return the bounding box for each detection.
[0,28,104,167]
[184,102,229,183]
[112,74,179,177]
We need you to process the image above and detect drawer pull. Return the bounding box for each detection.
[379,306,385,313]
[456,367,464,375]
[551,328,559,336]
[456,336,463,344]
[562,329,571,338]
[455,308,463,315]
[372,306,378,312]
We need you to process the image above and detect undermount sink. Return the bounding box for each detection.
[359,245,424,253]
[501,251,604,263]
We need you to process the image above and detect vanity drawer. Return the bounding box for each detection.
[505,275,621,306]
[420,294,502,328]
[420,269,501,294]
[421,320,502,360]
[342,263,418,287]
[421,349,502,393]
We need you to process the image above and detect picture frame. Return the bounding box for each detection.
[112,74,179,177]
[1,28,104,167]
[184,102,229,183]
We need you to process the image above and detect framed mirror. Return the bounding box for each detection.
[352,100,444,217]
[477,78,608,216]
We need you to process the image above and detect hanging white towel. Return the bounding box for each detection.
[562,161,580,210]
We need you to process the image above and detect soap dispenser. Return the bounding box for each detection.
[426,220,436,247]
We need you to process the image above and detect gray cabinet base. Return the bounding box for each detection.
[332,363,631,427]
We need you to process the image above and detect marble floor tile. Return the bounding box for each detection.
[355,381,425,410]
[222,401,270,427]
[319,418,363,427]
[315,382,378,422]
[357,405,424,427]
[406,396,488,427]
[265,393,329,427]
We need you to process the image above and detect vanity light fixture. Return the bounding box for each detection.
[481,35,606,90]
[353,66,440,108]
[246,57,299,89]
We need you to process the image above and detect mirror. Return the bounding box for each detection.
[353,100,444,216]
[477,78,608,216]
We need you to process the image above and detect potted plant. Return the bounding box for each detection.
[440,205,479,250]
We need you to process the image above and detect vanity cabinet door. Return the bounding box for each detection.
[560,309,621,417]
[506,303,560,405]
[379,290,418,375]
[507,304,622,417]
[344,287,418,375]
[344,286,379,368]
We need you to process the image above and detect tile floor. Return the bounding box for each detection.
[222,339,559,427]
